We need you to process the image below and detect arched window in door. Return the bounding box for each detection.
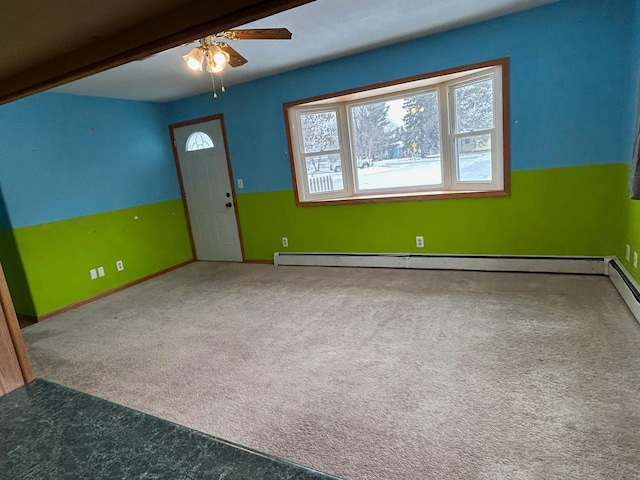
[186,132,214,151]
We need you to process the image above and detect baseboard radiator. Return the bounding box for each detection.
[607,258,640,321]
[274,252,606,274]
[274,253,640,324]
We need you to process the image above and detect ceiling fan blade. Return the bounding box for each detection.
[225,28,292,40]
[219,43,248,67]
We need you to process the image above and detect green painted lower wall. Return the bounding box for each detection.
[238,163,627,261]
[4,164,629,316]
[12,199,193,317]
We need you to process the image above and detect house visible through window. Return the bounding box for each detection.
[186,132,214,151]
[285,58,509,205]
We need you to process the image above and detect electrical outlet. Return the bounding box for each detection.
[116,260,124,271]
[282,237,289,247]
[97,266,105,277]
[626,244,631,261]
[238,178,244,189]
[90,269,98,280]
[634,252,638,269]
[416,236,424,248]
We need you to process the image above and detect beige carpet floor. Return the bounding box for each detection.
[22,262,640,479]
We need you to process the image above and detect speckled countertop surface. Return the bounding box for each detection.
[0,379,341,479]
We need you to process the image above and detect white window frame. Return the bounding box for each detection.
[285,59,509,205]
[447,71,503,192]
[293,107,353,201]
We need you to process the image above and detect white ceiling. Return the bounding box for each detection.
[52,0,556,103]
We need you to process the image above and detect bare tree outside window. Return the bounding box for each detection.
[301,112,339,173]
[350,102,391,164]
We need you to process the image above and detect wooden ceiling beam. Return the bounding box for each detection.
[0,0,312,105]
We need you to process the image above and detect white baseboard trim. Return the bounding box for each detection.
[606,257,640,323]
[274,252,606,275]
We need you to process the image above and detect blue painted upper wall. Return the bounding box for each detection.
[168,0,636,194]
[0,0,634,228]
[0,93,181,228]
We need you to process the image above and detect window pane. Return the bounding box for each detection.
[456,134,492,182]
[351,92,442,191]
[300,112,339,153]
[306,154,344,194]
[186,132,214,151]
[454,78,494,134]
[357,157,442,190]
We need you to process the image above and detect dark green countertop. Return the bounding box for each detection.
[0,379,341,479]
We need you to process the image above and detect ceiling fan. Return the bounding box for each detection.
[182,28,292,96]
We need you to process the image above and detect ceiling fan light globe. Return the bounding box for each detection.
[186,58,202,71]
[212,51,229,68]
[183,48,204,71]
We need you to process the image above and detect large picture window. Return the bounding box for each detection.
[285,58,509,205]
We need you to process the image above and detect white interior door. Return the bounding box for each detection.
[172,118,243,262]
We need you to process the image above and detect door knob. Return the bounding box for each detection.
[225,202,232,208]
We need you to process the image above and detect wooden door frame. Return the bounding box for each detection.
[168,114,246,262]
[0,262,33,395]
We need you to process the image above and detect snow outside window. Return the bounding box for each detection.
[286,59,508,205]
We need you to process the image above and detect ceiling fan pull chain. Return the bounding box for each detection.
[210,71,218,99]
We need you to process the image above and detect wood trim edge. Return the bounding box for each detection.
[36,260,195,322]
[501,57,512,196]
[296,189,510,207]
[0,263,33,383]
[16,314,37,329]
[244,259,274,265]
